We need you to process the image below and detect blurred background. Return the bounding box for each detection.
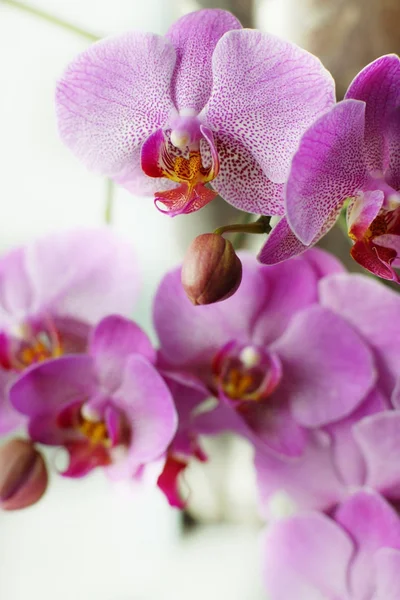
[0,0,399,599]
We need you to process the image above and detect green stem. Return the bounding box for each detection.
[104,179,114,225]
[1,0,100,41]
[214,215,271,237]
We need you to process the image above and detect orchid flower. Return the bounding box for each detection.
[56,9,334,216]
[9,316,177,478]
[0,229,137,434]
[153,250,378,458]
[254,270,400,515]
[263,490,400,600]
[259,54,400,282]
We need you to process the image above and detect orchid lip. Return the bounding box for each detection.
[212,340,282,404]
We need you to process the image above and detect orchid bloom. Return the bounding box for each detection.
[259,54,400,282]
[9,316,177,478]
[154,250,379,459]
[56,9,334,216]
[263,490,400,600]
[254,271,400,515]
[0,229,137,434]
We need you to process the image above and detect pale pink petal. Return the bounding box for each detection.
[262,512,353,600]
[166,9,241,113]
[347,190,385,239]
[56,32,176,181]
[203,30,335,184]
[373,548,400,600]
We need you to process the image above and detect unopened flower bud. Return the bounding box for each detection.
[0,439,48,510]
[182,233,242,305]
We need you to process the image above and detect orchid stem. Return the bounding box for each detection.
[104,179,114,225]
[1,0,100,41]
[214,215,271,237]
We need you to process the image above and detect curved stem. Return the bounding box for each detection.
[104,179,114,225]
[214,215,271,237]
[1,0,100,41]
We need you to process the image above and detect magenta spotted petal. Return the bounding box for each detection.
[56,9,335,216]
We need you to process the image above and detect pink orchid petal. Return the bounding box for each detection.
[62,440,111,478]
[154,182,217,216]
[166,9,241,113]
[56,32,176,181]
[319,273,400,393]
[255,431,348,515]
[262,511,353,600]
[204,29,335,184]
[0,248,34,327]
[9,355,95,418]
[345,54,400,173]
[286,99,368,245]
[354,411,400,498]
[300,247,345,278]
[89,315,155,391]
[26,228,139,322]
[336,490,400,600]
[385,108,400,191]
[273,306,376,427]
[325,387,388,487]
[112,355,177,467]
[212,132,285,215]
[373,548,400,600]
[258,217,309,265]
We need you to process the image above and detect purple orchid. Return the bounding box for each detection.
[56,9,334,216]
[263,490,400,600]
[9,316,177,478]
[255,271,400,515]
[259,54,400,282]
[153,250,379,459]
[0,228,138,434]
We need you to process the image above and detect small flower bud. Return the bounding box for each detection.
[182,233,242,305]
[0,439,48,510]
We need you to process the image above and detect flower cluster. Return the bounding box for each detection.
[2,6,400,600]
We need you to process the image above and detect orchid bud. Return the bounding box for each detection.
[0,439,48,510]
[182,234,242,305]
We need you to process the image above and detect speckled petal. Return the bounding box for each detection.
[345,54,400,173]
[212,132,285,215]
[286,99,368,245]
[258,217,309,265]
[385,107,400,191]
[56,32,176,180]
[166,9,241,113]
[203,29,335,184]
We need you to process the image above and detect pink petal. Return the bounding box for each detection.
[258,217,309,265]
[336,490,400,600]
[212,132,285,215]
[262,512,353,600]
[203,30,335,184]
[300,247,345,278]
[166,9,241,113]
[354,411,400,498]
[373,548,400,600]
[350,239,399,282]
[345,54,400,173]
[0,248,34,328]
[112,355,177,467]
[385,107,400,191]
[319,272,400,393]
[26,228,139,323]
[274,306,376,427]
[286,99,368,245]
[90,315,155,392]
[9,355,95,418]
[255,430,348,515]
[56,32,176,182]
